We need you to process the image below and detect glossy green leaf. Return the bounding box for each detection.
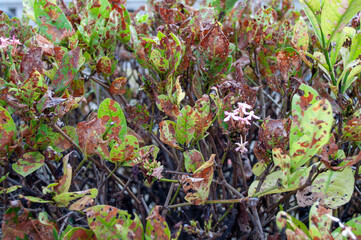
[98,98,127,142]
[175,106,196,146]
[13,152,45,177]
[321,0,361,46]
[341,64,361,94]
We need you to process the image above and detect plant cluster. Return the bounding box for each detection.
[1,0,361,239]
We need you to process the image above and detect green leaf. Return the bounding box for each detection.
[330,27,355,66]
[98,98,127,142]
[53,152,73,194]
[13,152,45,177]
[109,135,139,164]
[299,0,323,44]
[20,195,53,204]
[290,98,333,170]
[175,106,196,146]
[341,64,361,93]
[0,106,17,156]
[184,149,204,173]
[321,0,361,46]
[34,0,73,43]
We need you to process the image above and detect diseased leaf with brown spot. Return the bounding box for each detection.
[156,95,180,119]
[159,120,181,149]
[0,106,17,157]
[2,200,43,240]
[96,56,113,75]
[69,195,95,211]
[258,117,291,150]
[86,205,143,240]
[182,154,215,205]
[290,97,333,170]
[184,149,204,172]
[34,0,74,43]
[109,77,127,95]
[76,117,106,157]
[69,78,85,97]
[52,126,78,153]
[12,152,45,177]
[175,105,196,146]
[343,109,361,141]
[276,49,301,82]
[126,104,150,128]
[20,47,43,80]
[145,205,171,240]
[52,47,82,95]
[110,135,139,164]
[98,98,127,141]
[63,227,96,240]
[193,95,213,139]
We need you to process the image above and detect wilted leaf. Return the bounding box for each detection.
[258,117,291,150]
[182,154,215,205]
[2,200,43,240]
[146,205,171,240]
[53,152,73,194]
[20,47,43,80]
[76,117,106,157]
[13,152,45,177]
[53,188,98,208]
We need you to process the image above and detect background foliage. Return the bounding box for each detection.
[1,0,361,239]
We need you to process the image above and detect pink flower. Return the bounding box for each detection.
[0,37,11,49]
[237,102,252,114]
[246,110,260,121]
[224,111,242,122]
[151,166,164,179]
[235,137,248,153]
